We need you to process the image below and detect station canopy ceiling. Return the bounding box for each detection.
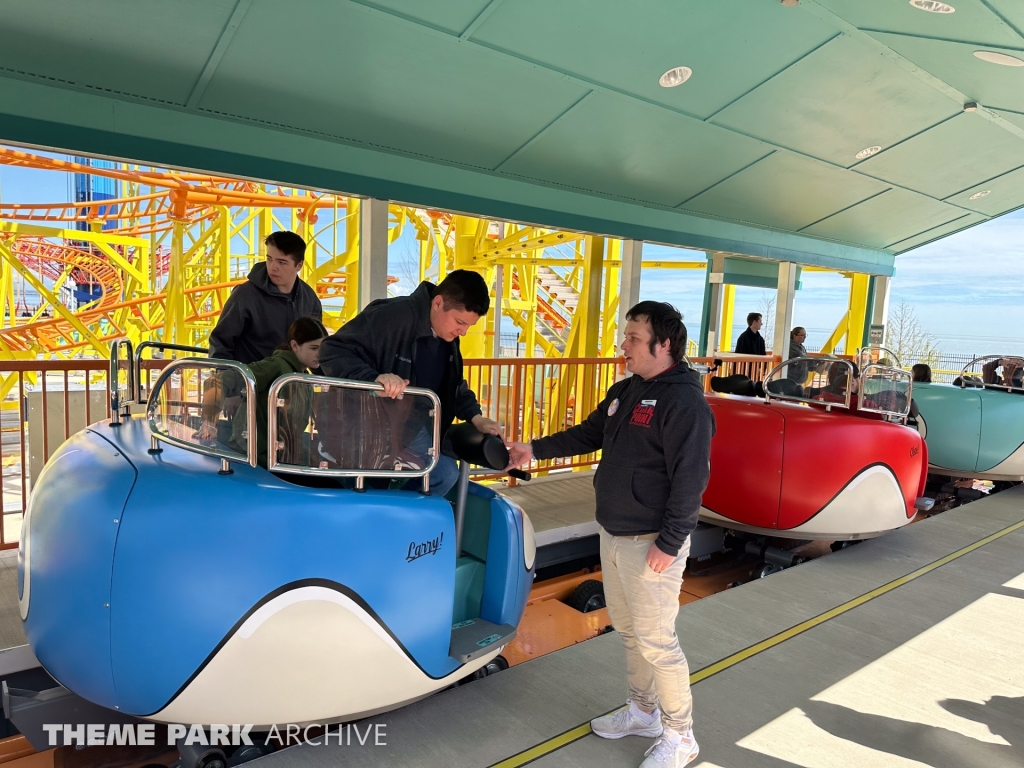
[1,0,1023,270]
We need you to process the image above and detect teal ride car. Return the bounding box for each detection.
[912,355,1024,481]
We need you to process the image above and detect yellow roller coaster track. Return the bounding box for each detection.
[0,146,709,362]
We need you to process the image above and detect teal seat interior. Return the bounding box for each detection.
[451,491,492,624]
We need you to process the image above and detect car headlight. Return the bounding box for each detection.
[521,509,536,571]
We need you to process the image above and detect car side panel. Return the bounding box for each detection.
[778,406,920,529]
[976,389,1024,472]
[704,396,784,530]
[912,383,981,473]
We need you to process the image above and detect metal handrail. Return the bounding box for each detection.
[856,345,902,369]
[134,341,208,402]
[859,363,913,424]
[266,374,442,492]
[146,358,258,469]
[958,354,1024,392]
[763,356,853,411]
[109,338,135,426]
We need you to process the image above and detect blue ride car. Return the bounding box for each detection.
[18,342,535,728]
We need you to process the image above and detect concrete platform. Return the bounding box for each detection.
[495,470,597,547]
[261,486,1024,768]
[0,549,25,650]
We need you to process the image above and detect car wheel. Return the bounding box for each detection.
[568,579,606,613]
[482,655,510,676]
[758,564,783,579]
[830,540,861,552]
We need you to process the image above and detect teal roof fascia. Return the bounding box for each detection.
[0,76,895,276]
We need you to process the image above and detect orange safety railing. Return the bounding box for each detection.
[0,359,111,548]
[463,357,625,478]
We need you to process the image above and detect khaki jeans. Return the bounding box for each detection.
[599,526,693,734]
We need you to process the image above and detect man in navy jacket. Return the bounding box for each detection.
[734,312,767,355]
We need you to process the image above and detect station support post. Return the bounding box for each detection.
[869,274,891,346]
[701,253,726,355]
[616,240,643,354]
[772,261,797,357]
[358,198,389,310]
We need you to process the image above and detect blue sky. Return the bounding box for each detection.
[2,150,1019,356]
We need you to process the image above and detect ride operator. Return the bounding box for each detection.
[507,301,714,768]
[319,269,503,496]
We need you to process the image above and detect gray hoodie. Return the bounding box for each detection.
[209,261,322,365]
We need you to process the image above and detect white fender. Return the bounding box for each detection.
[700,464,910,540]
[151,586,500,727]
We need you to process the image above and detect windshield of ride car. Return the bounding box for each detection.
[269,377,439,475]
[859,365,912,419]
[961,356,1024,392]
[764,357,854,408]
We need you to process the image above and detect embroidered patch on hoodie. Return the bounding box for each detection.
[629,400,656,427]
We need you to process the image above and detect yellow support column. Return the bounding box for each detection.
[218,207,231,285]
[819,310,850,356]
[847,273,871,354]
[601,240,621,356]
[551,236,603,436]
[164,221,186,344]
[521,263,538,359]
[720,283,736,353]
[454,216,490,359]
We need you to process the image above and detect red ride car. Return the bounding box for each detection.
[701,358,931,541]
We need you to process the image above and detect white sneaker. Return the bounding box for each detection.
[639,728,699,767]
[591,701,663,740]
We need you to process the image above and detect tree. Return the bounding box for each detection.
[885,301,938,365]
[758,291,776,351]
[393,242,422,295]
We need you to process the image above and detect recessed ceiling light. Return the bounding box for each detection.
[659,66,692,88]
[969,190,991,200]
[974,51,1024,67]
[909,0,954,12]
[855,146,882,160]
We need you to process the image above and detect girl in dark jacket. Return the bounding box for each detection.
[225,317,327,467]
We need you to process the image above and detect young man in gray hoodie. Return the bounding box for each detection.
[508,301,714,768]
[209,231,323,365]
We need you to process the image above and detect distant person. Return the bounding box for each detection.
[507,301,714,768]
[209,231,323,365]
[912,364,932,383]
[318,270,502,496]
[982,357,1024,389]
[735,312,767,355]
[787,326,809,385]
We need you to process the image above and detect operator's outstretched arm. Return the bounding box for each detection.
[507,385,617,467]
